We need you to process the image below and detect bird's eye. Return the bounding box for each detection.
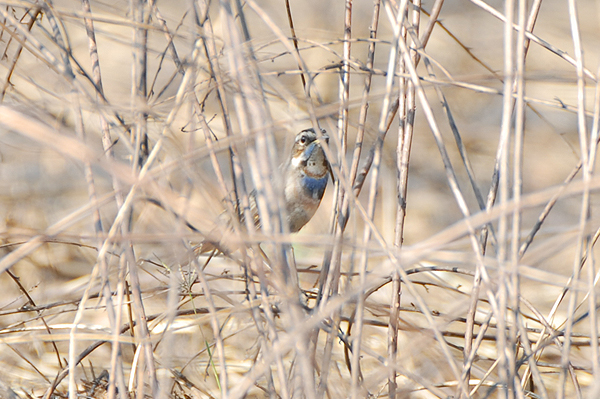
[300,135,307,144]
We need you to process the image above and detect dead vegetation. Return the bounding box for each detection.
[0,0,599,398]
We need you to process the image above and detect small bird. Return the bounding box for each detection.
[146,128,331,256]
[240,128,330,233]
[284,128,330,232]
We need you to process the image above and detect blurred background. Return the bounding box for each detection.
[1,0,600,398]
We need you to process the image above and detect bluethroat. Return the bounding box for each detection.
[283,128,330,232]
[239,128,330,233]
[178,128,330,255]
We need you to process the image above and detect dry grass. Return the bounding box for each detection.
[0,0,599,398]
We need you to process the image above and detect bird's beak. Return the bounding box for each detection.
[301,141,318,161]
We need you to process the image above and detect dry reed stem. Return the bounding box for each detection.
[1,1,599,398]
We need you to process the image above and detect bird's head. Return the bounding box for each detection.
[290,128,329,175]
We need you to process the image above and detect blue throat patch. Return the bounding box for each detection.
[301,175,327,200]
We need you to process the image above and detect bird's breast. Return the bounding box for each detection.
[284,173,328,232]
[300,175,328,200]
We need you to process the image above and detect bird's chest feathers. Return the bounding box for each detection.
[299,175,327,200]
[284,172,327,232]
